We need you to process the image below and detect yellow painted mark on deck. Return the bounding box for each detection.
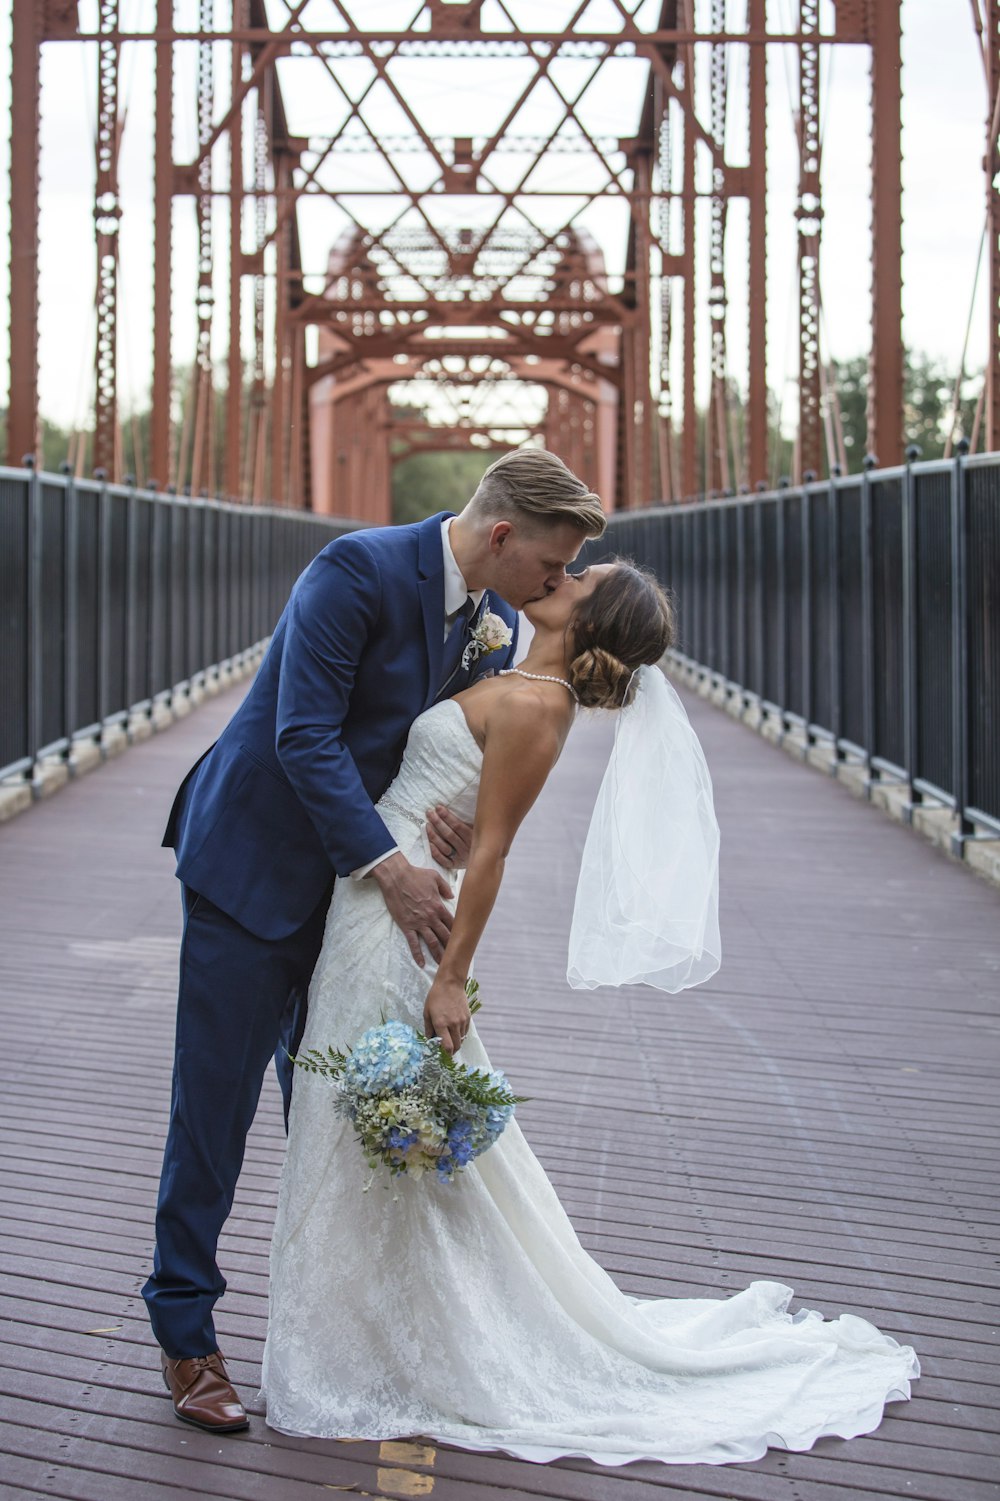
[378,1442,436,1468]
[375,1468,435,1497]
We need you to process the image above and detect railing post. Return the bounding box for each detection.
[716,504,727,682]
[25,456,42,774]
[828,468,844,768]
[860,454,877,782]
[124,482,141,719]
[706,502,718,676]
[776,486,788,726]
[901,444,921,817]
[187,495,200,691]
[754,499,765,702]
[950,440,972,852]
[60,462,79,752]
[801,479,813,748]
[95,469,111,734]
[152,489,170,703]
[736,499,748,690]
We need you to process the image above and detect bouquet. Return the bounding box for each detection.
[292,980,525,1187]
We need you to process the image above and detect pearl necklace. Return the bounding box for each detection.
[500,667,580,703]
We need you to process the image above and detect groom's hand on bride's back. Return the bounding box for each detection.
[371,853,454,968]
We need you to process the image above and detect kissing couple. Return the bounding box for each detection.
[143,448,918,1466]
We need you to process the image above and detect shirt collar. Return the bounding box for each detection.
[440,517,486,618]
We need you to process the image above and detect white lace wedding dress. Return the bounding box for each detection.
[261,698,919,1466]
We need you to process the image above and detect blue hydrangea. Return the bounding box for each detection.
[484,1103,514,1141]
[446,1119,477,1166]
[342,1020,427,1096]
[300,1010,521,1185]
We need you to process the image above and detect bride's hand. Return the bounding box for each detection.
[372,854,454,968]
[423,974,471,1055]
[425,805,474,869]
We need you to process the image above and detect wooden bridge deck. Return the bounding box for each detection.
[1,678,998,1501]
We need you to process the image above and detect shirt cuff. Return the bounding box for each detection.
[351,846,400,881]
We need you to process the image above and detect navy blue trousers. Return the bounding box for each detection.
[142,882,331,1359]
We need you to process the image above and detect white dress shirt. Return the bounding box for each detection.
[351,518,482,880]
[441,516,486,638]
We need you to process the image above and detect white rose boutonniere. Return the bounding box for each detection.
[461,595,513,671]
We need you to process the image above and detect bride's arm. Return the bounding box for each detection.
[423,693,567,1052]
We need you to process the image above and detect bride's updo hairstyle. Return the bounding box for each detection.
[567,561,675,710]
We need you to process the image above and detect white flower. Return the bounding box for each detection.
[476,611,512,652]
[461,595,513,670]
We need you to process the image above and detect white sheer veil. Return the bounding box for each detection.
[567,664,721,993]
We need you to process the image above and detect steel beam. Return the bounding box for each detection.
[93,1,121,480]
[190,0,216,495]
[796,0,822,482]
[747,0,768,488]
[151,0,173,486]
[681,17,698,499]
[57,28,874,47]
[226,1,245,499]
[8,0,41,465]
[868,0,903,466]
[986,1,1000,451]
[707,0,730,495]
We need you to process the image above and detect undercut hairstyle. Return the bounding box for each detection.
[467,449,607,539]
[568,560,676,711]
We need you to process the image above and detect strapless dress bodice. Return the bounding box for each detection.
[375,698,483,847]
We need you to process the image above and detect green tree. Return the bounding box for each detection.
[1,408,83,471]
[391,447,497,526]
[827,349,980,466]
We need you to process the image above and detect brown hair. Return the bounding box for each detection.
[468,448,607,539]
[567,561,676,710]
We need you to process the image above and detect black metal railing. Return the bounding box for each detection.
[4,456,998,849]
[0,465,350,784]
[581,449,1000,848]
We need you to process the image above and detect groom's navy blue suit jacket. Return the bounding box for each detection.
[163,510,519,941]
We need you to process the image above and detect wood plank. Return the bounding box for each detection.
[1,677,998,1501]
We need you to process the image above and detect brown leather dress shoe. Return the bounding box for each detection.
[161,1350,249,1433]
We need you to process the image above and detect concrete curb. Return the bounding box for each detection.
[0,645,266,832]
[666,658,1000,894]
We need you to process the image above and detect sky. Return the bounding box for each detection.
[0,0,988,435]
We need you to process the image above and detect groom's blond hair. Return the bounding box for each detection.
[468,449,607,538]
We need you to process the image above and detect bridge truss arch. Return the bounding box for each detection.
[9,0,951,516]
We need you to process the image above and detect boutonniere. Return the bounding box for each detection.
[461,594,513,671]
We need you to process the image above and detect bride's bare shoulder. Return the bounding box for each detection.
[458,674,574,761]
[482,676,574,753]
[463,679,573,851]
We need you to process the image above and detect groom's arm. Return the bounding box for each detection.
[275,537,397,875]
[276,538,456,965]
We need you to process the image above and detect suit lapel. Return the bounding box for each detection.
[434,593,491,704]
[417,511,455,712]
[468,593,488,633]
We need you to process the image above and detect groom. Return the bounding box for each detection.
[143,447,607,1433]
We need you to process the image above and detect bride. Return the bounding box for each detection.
[261,559,919,1466]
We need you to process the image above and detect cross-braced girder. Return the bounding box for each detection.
[12,0,926,515]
